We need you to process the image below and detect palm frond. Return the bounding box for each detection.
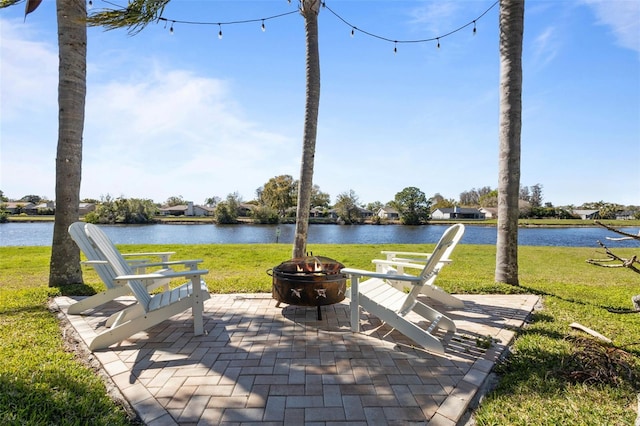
[0,0,24,9]
[86,0,170,35]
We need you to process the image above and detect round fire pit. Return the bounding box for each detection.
[269,256,347,320]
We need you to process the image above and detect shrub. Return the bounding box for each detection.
[251,205,280,224]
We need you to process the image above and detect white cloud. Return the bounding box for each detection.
[582,0,640,53]
[0,16,297,203]
[0,18,58,200]
[528,26,560,71]
[83,65,296,202]
[408,1,460,36]
[0,18,58,122]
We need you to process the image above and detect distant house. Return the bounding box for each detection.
[3,201,97,215]
[2,202,37,215]
[159,205,186,216]
[326,207,372,221]
[479,207,498,219]
[357,207,373,219]
[309,207,325,218]
[159,202,212,217]
[34,201,55,214]
[616,210,636,220]
[431,207,485,220]
[237,203,255,217]
[377,206,400,220]
[79,202,96,215]
[572,209,600,220]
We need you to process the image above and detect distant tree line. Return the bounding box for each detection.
[1,184,639,225]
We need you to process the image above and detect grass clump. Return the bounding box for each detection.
[1,243,639,425]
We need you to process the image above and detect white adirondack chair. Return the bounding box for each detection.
[373,224,465,308]
[342,224,463,354]
[82,223,211,350]
[67,222,199,314]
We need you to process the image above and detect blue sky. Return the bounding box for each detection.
[1,0,639,207]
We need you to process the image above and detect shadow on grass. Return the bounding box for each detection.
[512,283,635,315]
[56,283,97,297]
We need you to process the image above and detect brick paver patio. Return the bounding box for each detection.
[54,293,539,425]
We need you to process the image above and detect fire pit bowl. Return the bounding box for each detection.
[268,256,347,319]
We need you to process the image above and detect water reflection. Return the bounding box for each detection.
[1,222,638,248]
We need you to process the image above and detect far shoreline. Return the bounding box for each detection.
[4,216,640,229]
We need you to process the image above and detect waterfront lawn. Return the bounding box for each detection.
[0,244,639,425]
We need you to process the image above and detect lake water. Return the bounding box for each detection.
[1,222,638,247]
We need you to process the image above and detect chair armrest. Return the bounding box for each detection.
[113,269,209,284]
[128,259,203,269]
[372,259,426,270]
[122,251,176,262]
[372,259,452,269]
[340,268,422,283]
[81,260,109,265]
[380,251,454,265]
[381,250,432,258]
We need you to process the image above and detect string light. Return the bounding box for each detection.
[321,1,498,49]
[154,10,299,35]
[91,0,498,51]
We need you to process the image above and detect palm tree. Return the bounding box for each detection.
[292,0,321,259]
[495,0,524,285]
[1,0,86,286]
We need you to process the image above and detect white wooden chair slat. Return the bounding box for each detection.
[342,224,464,354]
[360,281,406,309]
[82,223,210,350]
[373,225,465,309]
[67,222,171,314]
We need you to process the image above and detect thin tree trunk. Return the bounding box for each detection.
[293,0,321,259]
[49,0,86,286]
[495,0,524,285]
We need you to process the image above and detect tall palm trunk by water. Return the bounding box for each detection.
[495,0,524,285]
[293,0,321,259]
[49,0,86,286]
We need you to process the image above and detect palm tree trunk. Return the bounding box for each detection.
[495,0,524,285]
[49,0,86,286]
[292,0,321,259]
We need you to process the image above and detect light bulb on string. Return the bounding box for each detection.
[87,0,92,10]
[146,0,497,54]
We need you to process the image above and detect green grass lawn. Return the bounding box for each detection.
[1,243,639,425]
